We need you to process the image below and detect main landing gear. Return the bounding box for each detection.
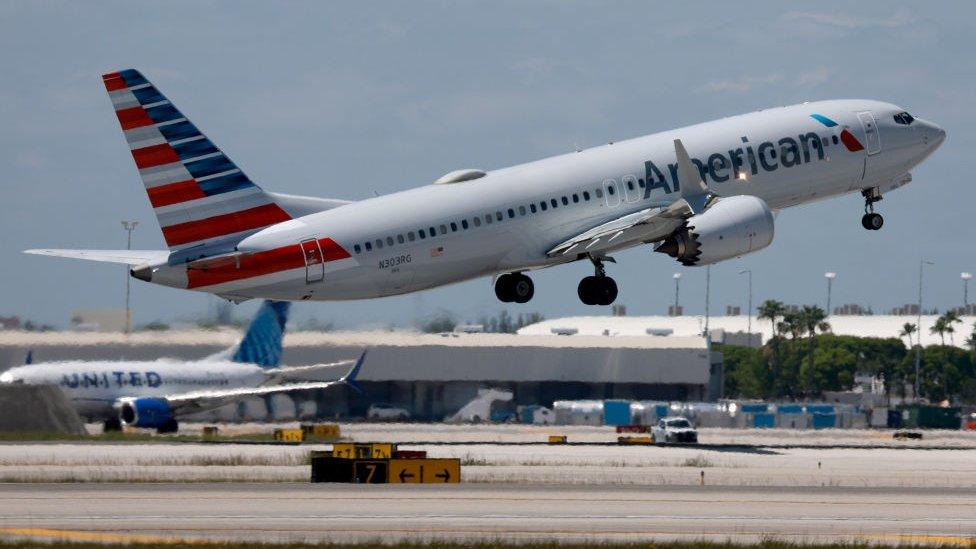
[495,272,535,303]
[861,187,884,231]
[103,417,122,433]
[578,255,618,306]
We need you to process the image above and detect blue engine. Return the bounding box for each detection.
[119,398,175,430]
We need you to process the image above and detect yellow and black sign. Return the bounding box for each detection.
[388,459,460,484]
[274,428,304,442]
[617,435,654,445]
[332,443,395,459]
[548,435,567,444]
[301,423,341,438]
[353,460,388,484]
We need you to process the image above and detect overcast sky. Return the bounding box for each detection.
[1,1,973,328]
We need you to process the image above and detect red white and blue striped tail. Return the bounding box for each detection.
[102,69,291,251]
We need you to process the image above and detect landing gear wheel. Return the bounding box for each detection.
[494,273,534,303]
[577,275,618,306]
[103,417,122,433]
[861,212,884,231]
[510,274,534,304]
[156,419,179,434]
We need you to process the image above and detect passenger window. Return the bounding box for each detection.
[473,217,481,227]
[386,236,394,246]
[607,186,615,195]
[595,188,603,198]
[540,201,548,211]
[419,229,426,239]
[832,135,839,145]
[519,205,526,215]
[572,194,579,203]
[375,239,383,249]
[530,204,537,213]
[397,234,405,244]
[365,242,372,251]
[626,181,634,191]
[462,219,469,229]
[638,179,645,188]
[450,222,458,232]
[507,208,515,218]
[354,244,361,254]
[561,196,569,205]
[440,224,447,234]
[583,191,591,201]
[429,227,436,236]
[485,214,492,224]
[408,232,416,242]
[550,199,558,208]
[495,211,503,221]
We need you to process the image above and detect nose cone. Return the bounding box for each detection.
[917,118,946,150]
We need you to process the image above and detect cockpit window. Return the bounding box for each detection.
[893,112,915,125]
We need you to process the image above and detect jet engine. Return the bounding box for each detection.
[655,195,774,266]
[117,397,178,432]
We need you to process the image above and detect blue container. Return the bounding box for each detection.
[806,404,835,415]
[752,413,775,428]
[741,403,769,413]
[811,413,836,429]
[655,405,669,418]
[603,400,631,426]
[777,404,803,414]
[519,406,539,424]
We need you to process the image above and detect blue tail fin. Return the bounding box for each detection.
[24,350,33,365]
[232,301,290,368]
[340,349,367,394]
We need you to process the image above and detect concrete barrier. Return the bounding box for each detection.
[0,385,85,435]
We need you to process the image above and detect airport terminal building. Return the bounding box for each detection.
[0,330,722,421]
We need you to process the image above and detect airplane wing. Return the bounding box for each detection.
[262,359,356,384]
[546,138,716,258]
[24,249,168,265]
[163,380,349,415]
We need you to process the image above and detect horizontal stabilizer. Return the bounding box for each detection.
[23,249,168,265]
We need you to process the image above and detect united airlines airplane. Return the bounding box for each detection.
[27,69,945,306]
[0,300,364,433]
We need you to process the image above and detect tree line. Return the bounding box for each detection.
[718,300,976,404]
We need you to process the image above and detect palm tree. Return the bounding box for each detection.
[941,310,963,345]
[899,322,917,348]
[930,316,948,346]
[964,324,976,353]
[778,310,804,341]
[757,300,786,338]
[799,305,831,394]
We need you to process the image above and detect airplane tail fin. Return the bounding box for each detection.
[24,350,32,365]
[230,300,291,368]
[102,69,291,253]
[339,349,366,394]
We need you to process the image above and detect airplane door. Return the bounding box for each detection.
[857,112,882,155]
[300,238,324,283]
[603,179,621,208]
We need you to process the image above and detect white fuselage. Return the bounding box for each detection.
[0,360,266,420]
[144,99,944,300]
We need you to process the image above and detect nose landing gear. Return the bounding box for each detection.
[577,255,618,306]
[861,187,884,231]
[494,272,534,303]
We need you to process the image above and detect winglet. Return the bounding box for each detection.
[24,350,32,365]
[340,349,366,394]
[673,138,713,215]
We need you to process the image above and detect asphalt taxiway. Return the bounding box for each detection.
[1,483,974,545]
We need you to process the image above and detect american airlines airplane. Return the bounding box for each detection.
[27,69,945,306]
[0,300,364,433]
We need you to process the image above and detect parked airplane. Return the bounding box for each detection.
[0,300,364,433]
[27,69,945,306]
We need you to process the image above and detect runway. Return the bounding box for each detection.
[1,483,975,545]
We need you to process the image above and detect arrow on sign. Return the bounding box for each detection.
[434,469,451,482]
[398,469,415,482]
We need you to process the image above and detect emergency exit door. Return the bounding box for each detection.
[300,238,325,283]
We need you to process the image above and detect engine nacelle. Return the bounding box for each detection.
[117,397,174,429]
[655,195,774,266]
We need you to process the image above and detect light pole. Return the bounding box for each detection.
[915,259,934,400]
[121,221,139,333]
[962,272,972,311]
[672,273,681,316]
[824,272,836,315]
[739,269,752,336]
[704,265,711,337]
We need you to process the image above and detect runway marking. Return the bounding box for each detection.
[0,527,206,545]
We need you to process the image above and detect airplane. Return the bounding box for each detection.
[0,300,365,433]
[26,69,945,306]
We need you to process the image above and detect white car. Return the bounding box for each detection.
[366,403,411,422]
[651,417,698,443]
